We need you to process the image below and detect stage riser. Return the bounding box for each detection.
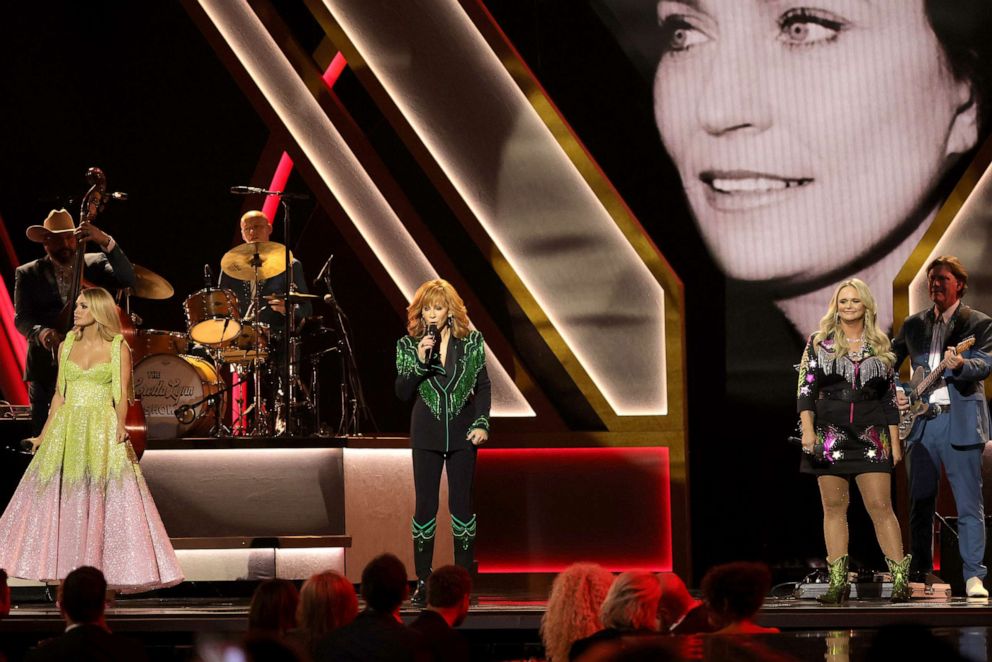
[175,548,344,581]
[141,447,345,537]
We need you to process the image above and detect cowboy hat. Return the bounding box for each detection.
[26,209,76,242]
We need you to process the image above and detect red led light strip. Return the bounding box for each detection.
[0,213,28,402]
[476,447,672,573]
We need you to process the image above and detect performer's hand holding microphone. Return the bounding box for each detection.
[418,323,439,363]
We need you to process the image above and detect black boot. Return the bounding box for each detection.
[411,517,436,607]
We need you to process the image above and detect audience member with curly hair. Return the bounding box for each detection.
[540,563,615,661]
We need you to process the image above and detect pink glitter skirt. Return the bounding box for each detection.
[0,399,184,592]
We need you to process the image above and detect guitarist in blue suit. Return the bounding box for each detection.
[893,256,992,597]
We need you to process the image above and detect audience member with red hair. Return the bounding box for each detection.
[288,570,359,658]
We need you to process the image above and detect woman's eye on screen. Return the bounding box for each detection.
[778,8,848,47]
[658,15,709,53]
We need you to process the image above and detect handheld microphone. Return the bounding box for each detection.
[425,323,439,362]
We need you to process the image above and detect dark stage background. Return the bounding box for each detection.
[6,1,981,583]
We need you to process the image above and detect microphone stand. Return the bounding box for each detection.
[279,198,295,437]
[322,268,374,436]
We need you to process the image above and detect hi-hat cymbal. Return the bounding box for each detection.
[220,241,293,281]
[130,264,174,300]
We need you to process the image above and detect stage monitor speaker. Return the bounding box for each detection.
[937,516,992,596]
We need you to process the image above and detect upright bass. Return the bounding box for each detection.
[57,167,147,458]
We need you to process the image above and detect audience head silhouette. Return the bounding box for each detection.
[248,578,300,636]
[362,553,409,614]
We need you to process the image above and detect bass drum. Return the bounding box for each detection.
[133,353,224,439]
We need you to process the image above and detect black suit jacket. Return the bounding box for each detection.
[24,623,148,662]
[314,609,429,662]
[14,247,135,383]
[409,610,470,662]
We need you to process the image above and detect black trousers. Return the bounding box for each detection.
[413,447,477,523]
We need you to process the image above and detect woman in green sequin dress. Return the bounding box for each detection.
[0,287,182,592]
[396,279,491,604]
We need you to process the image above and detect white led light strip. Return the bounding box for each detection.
[196,0,533,416]
[321,0,667,415]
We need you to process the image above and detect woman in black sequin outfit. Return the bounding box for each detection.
[796,278,910,603]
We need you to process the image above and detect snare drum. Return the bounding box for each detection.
[220,321,270,364]
[133,353,224,438]
[131,329,189,363]
[183,287,242,346]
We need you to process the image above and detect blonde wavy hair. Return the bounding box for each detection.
[406,278,470,339]
[73,287,121,342]
[296,571,358,652]
[599,570,662,632]
[540,563,615,661]
[813,279,894,366]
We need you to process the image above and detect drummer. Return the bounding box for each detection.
[218,210,313,329]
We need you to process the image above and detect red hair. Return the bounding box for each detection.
[406,279,470,339]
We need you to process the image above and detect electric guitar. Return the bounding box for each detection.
[897,336,975,440]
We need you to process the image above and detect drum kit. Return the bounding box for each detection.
[127,241,336,439]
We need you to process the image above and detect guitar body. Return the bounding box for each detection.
[897,366,931,440]
[896,336,977,441]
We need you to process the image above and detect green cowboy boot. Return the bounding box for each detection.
[411,517,437,606]
[818,555,851,605]
[886,554,912,603]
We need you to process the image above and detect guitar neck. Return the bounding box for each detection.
[915,359,951,397]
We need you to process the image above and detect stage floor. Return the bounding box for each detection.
[3,591,992,661]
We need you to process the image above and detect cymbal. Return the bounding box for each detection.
[130,264,174,300]
[221,241,293,281]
